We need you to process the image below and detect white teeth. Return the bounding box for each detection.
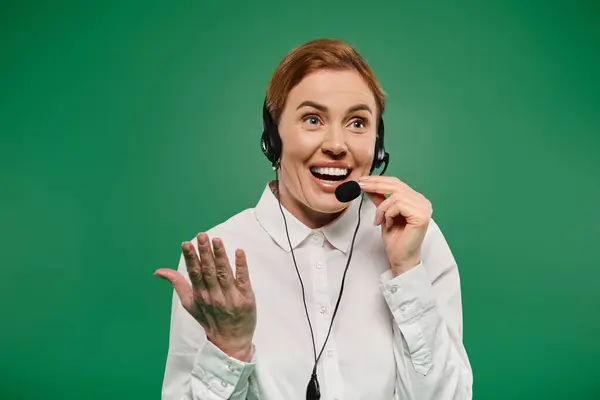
[310,167,349,176]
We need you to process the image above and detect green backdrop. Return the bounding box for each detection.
[1,1,599,399]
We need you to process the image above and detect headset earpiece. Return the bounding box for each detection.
[370,117,389,174]
[261,100,282,167]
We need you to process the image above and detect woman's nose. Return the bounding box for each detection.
[321,126,348,157]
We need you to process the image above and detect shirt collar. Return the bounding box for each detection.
[253,181,369,254]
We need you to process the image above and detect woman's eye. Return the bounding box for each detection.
[350,118,366,129]
[303,115,320,126]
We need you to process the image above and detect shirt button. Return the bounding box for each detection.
[320,306,327,314]
[220,380,228,387]
[227,364,235,372]
[390,285,398,294]
[326,349,333,357]
[316,262,323,269]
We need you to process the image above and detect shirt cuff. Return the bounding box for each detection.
[191,340,256,398]
[379,263,437,323]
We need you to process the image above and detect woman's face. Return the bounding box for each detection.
[276,69,378,225]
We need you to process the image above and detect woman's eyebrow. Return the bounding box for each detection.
[296,100,327,112]
[296,101,372,115]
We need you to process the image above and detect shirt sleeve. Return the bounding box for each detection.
[161,253,262,400]
[379,220,474,400]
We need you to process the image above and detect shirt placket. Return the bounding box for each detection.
[308,231,344,400]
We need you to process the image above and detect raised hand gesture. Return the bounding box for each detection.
[155,233,257,362]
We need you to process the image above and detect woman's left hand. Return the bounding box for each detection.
[358,176,432,276]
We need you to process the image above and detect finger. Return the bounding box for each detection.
[181,241,204,289]
[364,191,386,207]
[380,195,416,222]
[212,237,235,292]
[382,197,432,228]
[359,175,406,185]
[234,249,253,294]
[368,189,419,221]
[196,233,219,290]
[379,199,406,229]
[385,214,392,230]
[359,180,409,198]
[374,195,397,225]
[385,212,406,230]
[154,269,194,311]
[370,189,425,224]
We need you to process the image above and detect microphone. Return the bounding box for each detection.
[335,180,362,203]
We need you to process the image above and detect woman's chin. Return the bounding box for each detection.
[306,193,349,215]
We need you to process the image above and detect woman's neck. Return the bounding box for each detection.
[269,180,343,229]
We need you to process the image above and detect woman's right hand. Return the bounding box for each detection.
[155,233,257,362]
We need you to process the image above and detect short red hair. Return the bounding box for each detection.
[265,38,386,125]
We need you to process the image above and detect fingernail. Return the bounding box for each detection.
[197,233,209,246]
[358,182,366,187]
[213,238,221,249]
[359,176,370,181]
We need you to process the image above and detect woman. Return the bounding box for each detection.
[156,38,473,400]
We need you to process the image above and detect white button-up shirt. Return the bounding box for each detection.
[161,182,473,399]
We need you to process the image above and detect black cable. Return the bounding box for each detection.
[274,172,364,400]
[275,171,318,364]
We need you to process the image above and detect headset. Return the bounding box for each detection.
[261,99,389,175]
[260,98,390,399]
